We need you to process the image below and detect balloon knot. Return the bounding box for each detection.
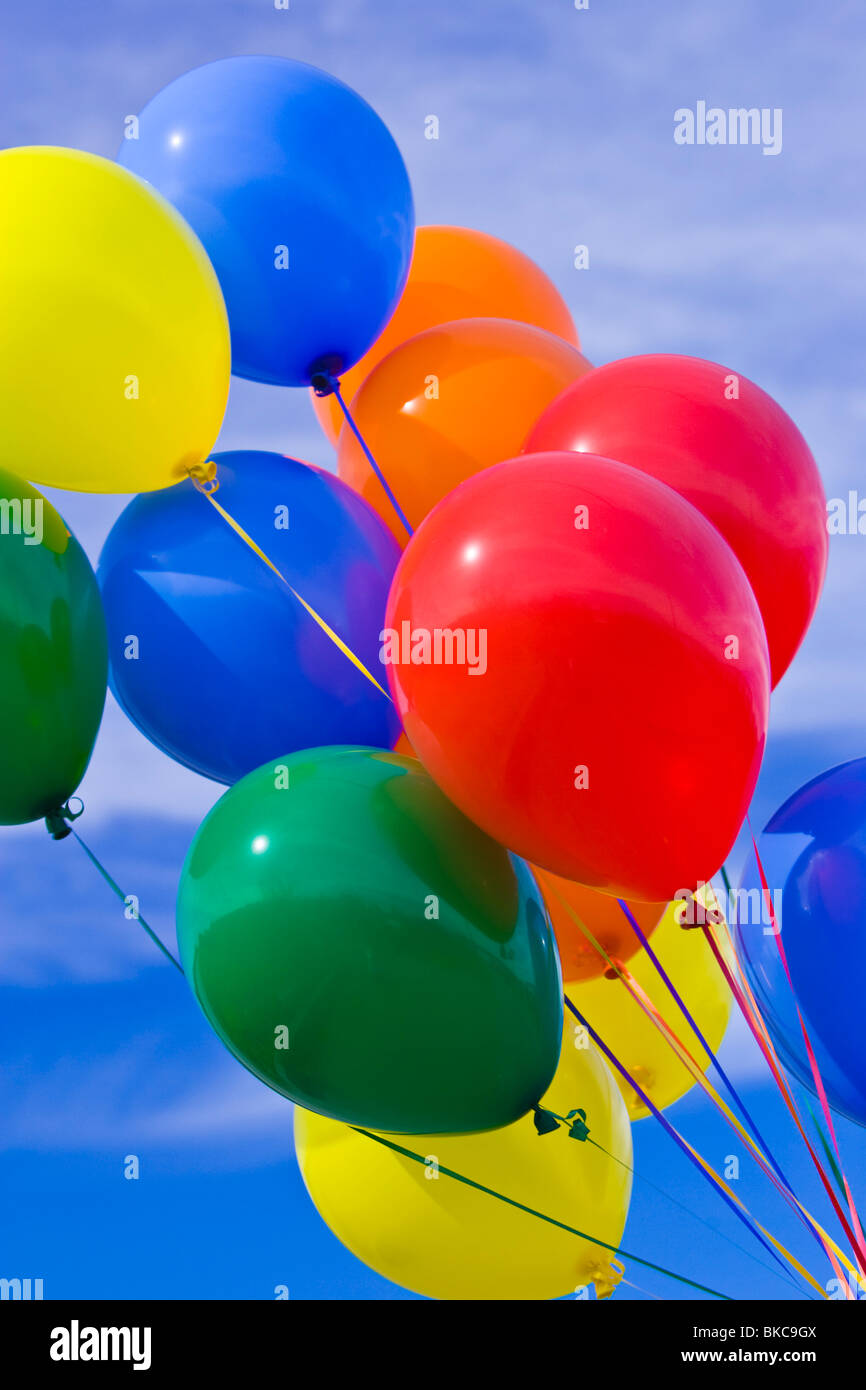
[44,798,84,841]
[188,460,219,495]
[603,959,625,980]
[565,1107,590,1141]
[591,1258,625,1300]
[310,370,339,398]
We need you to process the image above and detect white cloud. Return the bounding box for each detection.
[0,1039,293,1163]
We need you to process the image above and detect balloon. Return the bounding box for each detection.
[312,225,579,445]
[118,57,414,389]
[337,318,592,539]
[522,790,667,988]
[0,146,229,494]
[98,452,400,784]
[295,1021,631,1300]
[526,354,827,687]
[0,468,107,825]
[533,866,666,982]
[566,889,733,1120]
[735,759,866,1127]
[385,451,770,902]
[177,747,563,1133]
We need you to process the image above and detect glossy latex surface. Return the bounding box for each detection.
[313,225,578,443]
[735,759,866,1127]
[119,57,414,387]
[386,451,770,902]
[98,452,400,784]
[0,468,107,824]
[526,354,827,686]
[295,1022,631,1300]
[338,318,591,540]
[0,147,229,493]
[177,747,564,1134]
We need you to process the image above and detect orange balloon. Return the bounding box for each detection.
[392,730,415,757]
[337,317,592,540]
[533,866,666,983]
[312,225,579,446]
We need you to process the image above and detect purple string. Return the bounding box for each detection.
[617,897,792,1194]
[315,372,414,537]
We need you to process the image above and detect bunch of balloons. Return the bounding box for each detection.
[0,53,849,1302]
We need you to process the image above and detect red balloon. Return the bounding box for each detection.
[525,354,827,687]
[384,452,770,903]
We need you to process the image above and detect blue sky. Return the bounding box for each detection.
[2,0,866,1300]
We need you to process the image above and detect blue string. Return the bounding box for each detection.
[315,372,414,537]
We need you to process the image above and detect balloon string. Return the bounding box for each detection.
[351,1127,733,1300]
[804,1095,848,1199]
[584,1135,816,1300]
[616,892,847,1285]
[52,817,184,973]
[703,911,853,1292]
[313,373,414,538]
[189,468,392,702]
[616,897,786,1189]
[611,969,828,1295]
[701,908,859,1291]
[621,1277,664,1301]
[746,827,866,1269]
[540,872,831,1279]
[563,995,812,1293]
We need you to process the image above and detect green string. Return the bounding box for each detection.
[352,1127,733,1301]
[71,830,184,974]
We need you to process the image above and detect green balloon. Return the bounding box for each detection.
[0,468,107,826]
[177,746,563,1133]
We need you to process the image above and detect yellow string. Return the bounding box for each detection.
[189,467,392,702]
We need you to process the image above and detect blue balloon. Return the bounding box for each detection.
[117,56,414,387]
[735,758,866,1127]
[97,451,401,784]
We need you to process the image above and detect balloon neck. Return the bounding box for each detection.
[310,370,339,398]
[44,798,84,841]
[532,1104,561,1136]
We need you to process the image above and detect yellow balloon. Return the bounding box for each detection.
[0,147,230,493]
[566,889,733,1121]
[295,1026,632,1300]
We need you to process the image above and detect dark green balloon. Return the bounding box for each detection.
[177,746,563,1133]
[0,468,107,825]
